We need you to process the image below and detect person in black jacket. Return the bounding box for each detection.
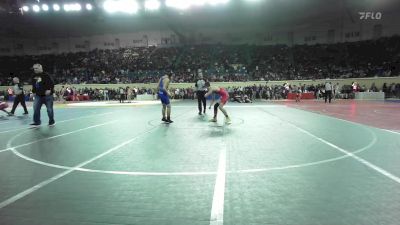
[30,64,55,127]
[10,76,29,116]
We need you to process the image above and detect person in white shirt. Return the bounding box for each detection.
[325,82,333,103]
[127,87,133,103]
[103,88,109,101]
[333,82,340,100]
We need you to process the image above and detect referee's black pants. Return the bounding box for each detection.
[11,94,28,114]
[119,94,125,103]
[325,90,332,103]
[197,91,206,113]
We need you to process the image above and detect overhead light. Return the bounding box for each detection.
[32,5,40,12]
[103,0,118,13]
[165,0,190,10]
[64,3,82,12]
[63,4,70,11]
[165,0,230,9]
[145,0,160,11]
[207,0,230,5]
[53,4,60,11]
[86,3,93,10]
[192,0,207,6]
[74,3,82,11]
[104,0,139,14]
[22,6,29,12]
[42,4,49,11]
[120,0,139,14]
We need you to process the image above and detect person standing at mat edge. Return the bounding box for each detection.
[158,73,173,123]
[325,81,333,103]
[205,83,231,124]
[30,64,55,127]
[195,73,207,115]
[9,76,29,116]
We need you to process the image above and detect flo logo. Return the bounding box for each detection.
[359,12,382,20]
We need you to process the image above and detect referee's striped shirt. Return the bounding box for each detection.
[195,79,206,91]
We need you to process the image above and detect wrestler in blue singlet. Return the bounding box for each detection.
[158,76,170,105]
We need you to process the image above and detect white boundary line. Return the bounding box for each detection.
[373,109,400,116]
[383,129,400,135]
[67,100,160,107]
[0,108,94,130]
[174,105,286,108]
[265,109,400,184]
[0,164,76,209]
[0,125,159,210]
[322,108,397,122]
[209,145,227,225]
[0,109,192,209]
[6,110,218,175]
[5,109,220,176]
[6,106,378,176]
[236,127,377,173]
[0,120,117,153]
[5,108,217,175]
[7,127,376,176]
[8,145,218,175]
[0,112,112,134]
[292,123,400,184]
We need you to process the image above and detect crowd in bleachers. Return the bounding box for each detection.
[1,36,399,87]
[1,80,399,103]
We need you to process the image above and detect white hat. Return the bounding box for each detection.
[32,63,42,69]
[32,64,43,73]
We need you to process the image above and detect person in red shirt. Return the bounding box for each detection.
[205,84,231,124]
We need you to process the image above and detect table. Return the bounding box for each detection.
[287,93,314,100]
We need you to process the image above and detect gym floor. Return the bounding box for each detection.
[0,100,399,225]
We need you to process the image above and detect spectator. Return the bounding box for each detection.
[30,64,55,127]
[10,76,29,116]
